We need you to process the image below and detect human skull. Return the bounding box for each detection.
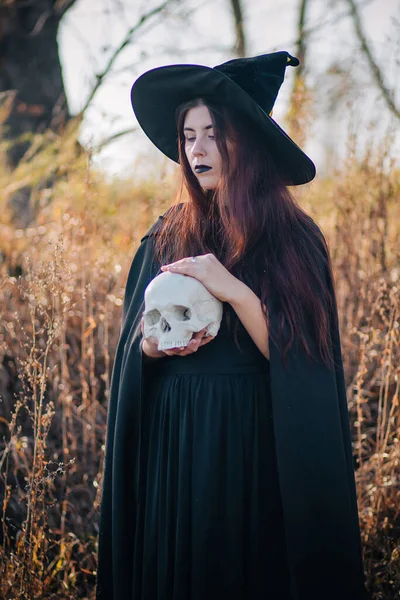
[143,271,223,351]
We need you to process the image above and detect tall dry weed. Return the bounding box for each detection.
[0,140,176,597]
[0,124,398,598]
[304,127,400,597]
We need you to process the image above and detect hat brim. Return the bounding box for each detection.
[130,64,316,186]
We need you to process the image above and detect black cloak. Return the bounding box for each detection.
[96,206,369,600]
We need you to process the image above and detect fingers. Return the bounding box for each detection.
[163,340,198,356]
[195,327,215,347]
[162,328,214,356]
[163,349,181,356]
[198,335,214,347]
[163,344,192,356]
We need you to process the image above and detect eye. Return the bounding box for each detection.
[144,309,161,325]
[185,137,195,142]
[172,306,192,321]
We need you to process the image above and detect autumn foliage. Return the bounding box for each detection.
[0,123,399,598]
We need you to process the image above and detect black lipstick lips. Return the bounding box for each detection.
[195,165,212,173]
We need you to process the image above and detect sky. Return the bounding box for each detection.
[58,0,399,180]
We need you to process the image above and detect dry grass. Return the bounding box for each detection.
[0,125,399,598]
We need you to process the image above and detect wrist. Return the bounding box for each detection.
[141,338,165,359]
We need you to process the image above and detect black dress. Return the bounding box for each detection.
[132,305,291,599]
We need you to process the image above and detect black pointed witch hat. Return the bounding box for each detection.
[130,51,316,185]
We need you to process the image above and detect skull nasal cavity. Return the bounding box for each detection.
[160,317,171,333]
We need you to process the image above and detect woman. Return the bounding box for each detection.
[96,51,368,600]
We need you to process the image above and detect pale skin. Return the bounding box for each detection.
[141,104,270,360]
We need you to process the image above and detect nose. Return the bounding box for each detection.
[191,137,206,157]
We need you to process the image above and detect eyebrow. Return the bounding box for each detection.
[183,124,213,132]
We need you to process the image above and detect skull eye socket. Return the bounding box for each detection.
[173,305,192,321]
[144,309,161,325]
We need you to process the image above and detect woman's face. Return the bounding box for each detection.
[183,104,222,190]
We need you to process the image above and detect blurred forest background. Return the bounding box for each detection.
[0,0,399,598]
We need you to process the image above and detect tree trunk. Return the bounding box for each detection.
[0,2,76,226]
[286,0,312,147]
[229,0,246,58]
[0,3,70,167]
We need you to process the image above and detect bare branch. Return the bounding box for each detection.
[279,0,375,51]
[80,0,174,116]
[0,90,17,125]
[28,9,52,36]
[286,0,311,146]
[92,127,138,152]
[0,0,36,9]
[0,1,79,24]
[295,0,308,75]
[345,0,399,119]
[229,0,246,57]
[137,42,230,60]
[54,0,79,19]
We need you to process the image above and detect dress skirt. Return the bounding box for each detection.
[133,314,291,600]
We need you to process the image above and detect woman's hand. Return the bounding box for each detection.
[160,253,246,304]
[141,320,214,358]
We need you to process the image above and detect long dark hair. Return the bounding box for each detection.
[153,97,335,369]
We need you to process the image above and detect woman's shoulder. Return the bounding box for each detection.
[298,213,331,264]
[140,202,185,242]
[301,213,327,245]
[300,215,335,295]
